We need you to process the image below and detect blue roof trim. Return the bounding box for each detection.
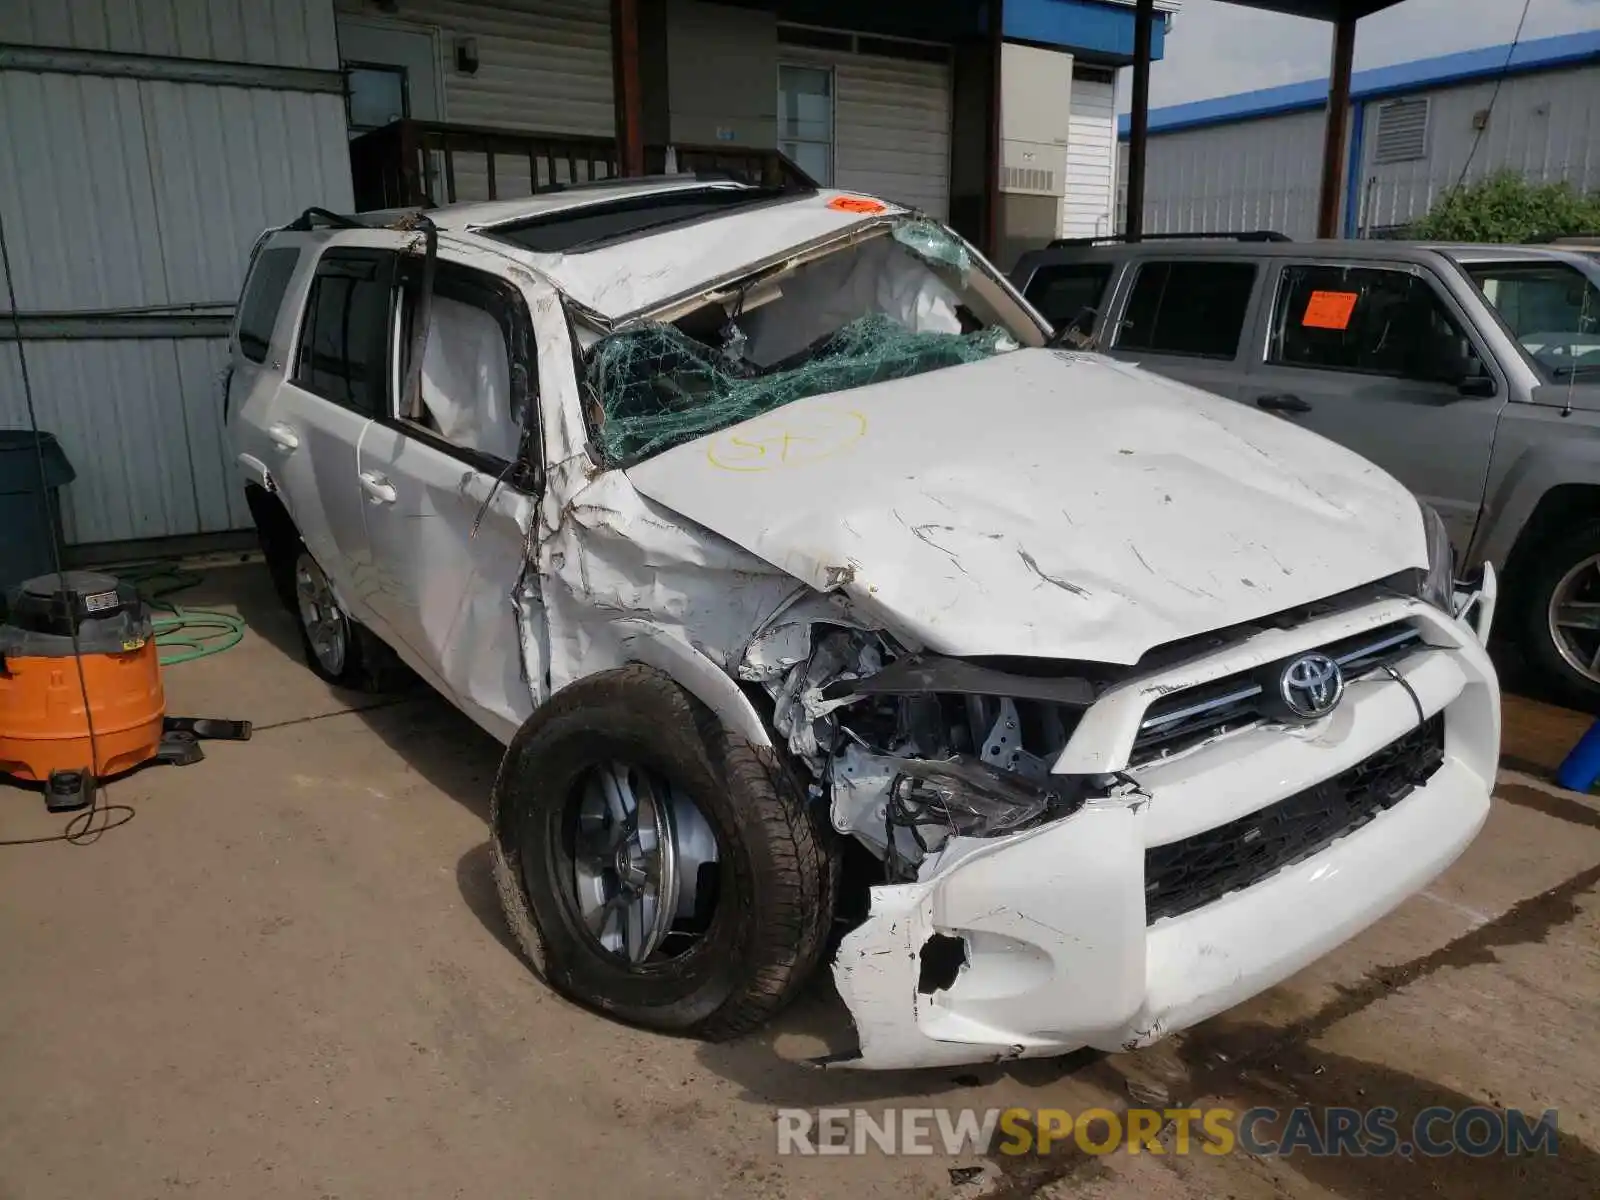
[1118,29,1600,138]
[1005,0,1166,63]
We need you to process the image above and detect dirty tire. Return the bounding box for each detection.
[490,665,836,1039]
[1517,519,1600,711]
[275,541,408,694]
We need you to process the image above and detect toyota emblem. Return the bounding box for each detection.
[1279,653,1344,720]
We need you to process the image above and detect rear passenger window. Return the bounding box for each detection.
[1269,265,1473,382]
[1115,261,1257,359]
[294,251,395,416]
[235,247,300,364]
[1023,263,1113,331]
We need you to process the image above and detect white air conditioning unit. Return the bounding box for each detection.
[1000,42,1071,198]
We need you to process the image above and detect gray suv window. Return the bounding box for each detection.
[1116,260,1257,360]
[1270,264,1471,382]
[1023,263,1113,332]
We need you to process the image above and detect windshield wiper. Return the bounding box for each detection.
[1551,362,1600,379]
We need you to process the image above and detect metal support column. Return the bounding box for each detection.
[984,0,1005,260]
[1318,11,1357,239]
[1124,0,1154,242]
[611,0,645,177]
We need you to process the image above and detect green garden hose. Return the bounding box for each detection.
[114,562,246,666]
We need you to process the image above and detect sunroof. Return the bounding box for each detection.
[481,185,805,254]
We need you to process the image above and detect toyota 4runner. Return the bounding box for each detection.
[228,178,1499,1069]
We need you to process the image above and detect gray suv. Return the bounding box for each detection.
[1011,236,1600,707]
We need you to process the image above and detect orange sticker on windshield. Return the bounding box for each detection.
[827,196,887,214]
[1303,290,1359,330]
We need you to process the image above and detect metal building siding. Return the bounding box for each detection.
[0,337,246,544]
[1062,73,1116,239]
[1123,107,1330,240]
[783,47,952,219]
[1,0,351,546]
[0,0,340,69]
[0,70,351,311]
[335,0,614,136]
[1354,66,1600,234]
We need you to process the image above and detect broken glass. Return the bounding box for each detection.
[586,312,1009,467]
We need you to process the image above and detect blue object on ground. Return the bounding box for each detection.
[1556,717,1600,792]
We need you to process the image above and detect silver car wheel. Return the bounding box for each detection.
[569,761,717,963]
[294,552,348,676]
[1548,553,1600,684]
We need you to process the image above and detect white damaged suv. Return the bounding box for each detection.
[227,177,1500,1069]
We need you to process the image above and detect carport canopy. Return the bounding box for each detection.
[1124,0,1409,241]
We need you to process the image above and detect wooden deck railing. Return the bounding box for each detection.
[349,119,815,211]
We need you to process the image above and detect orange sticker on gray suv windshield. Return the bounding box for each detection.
[1303,290,1358,330]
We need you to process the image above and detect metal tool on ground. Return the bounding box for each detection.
[0,571,252,811]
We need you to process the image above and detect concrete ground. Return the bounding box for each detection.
[1,561,1597,1200]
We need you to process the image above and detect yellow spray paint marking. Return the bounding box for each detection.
[706,409,868,473]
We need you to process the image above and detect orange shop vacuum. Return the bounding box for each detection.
[0,571,251,811]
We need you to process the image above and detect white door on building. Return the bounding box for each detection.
[336,18,443,133]
[779,37,952,219]
[1062,65,1118,240]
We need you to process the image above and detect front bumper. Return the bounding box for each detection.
[830,593,1499,1070]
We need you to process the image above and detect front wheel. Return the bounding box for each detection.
[490,665,836,1039]
[1517,520,1600,711]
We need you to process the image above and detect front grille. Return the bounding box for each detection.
[1131,621,1425,765]
[1143,714,1445,924]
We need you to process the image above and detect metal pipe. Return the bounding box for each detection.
[1318,12,1358,239]
[1125,0,1154,242]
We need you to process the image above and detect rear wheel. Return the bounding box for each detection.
[490,665,836,1038]
[1518,520,1600,711]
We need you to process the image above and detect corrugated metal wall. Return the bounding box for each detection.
[1062,70,1116,239]
[1354,66,1600,233]
[0,0,352,547]
[0,0,340,66]
[1118,107,1329,240]
[1122,64,1599,242]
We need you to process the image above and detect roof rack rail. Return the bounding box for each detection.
[1525,231,1600,244]
[1047,230,1292,248]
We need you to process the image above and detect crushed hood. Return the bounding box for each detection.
[624,349,1426,664]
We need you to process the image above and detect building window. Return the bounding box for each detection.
[778,64,833,186]
[1373,98,1430,164]
[345,62,409,135]
[1115,261,1258,360]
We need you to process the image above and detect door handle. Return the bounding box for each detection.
[1255,393,1312,414]
[359,470,397,504]
[267,422,300,451]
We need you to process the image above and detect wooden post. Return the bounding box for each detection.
[1124,0,1154,242]
[611,0,645,177]
[1318,11,1357,239]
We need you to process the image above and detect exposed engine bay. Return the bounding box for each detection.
[743,620,1105,879]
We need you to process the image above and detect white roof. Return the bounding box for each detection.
[431,181,910,320]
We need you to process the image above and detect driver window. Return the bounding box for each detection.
[396,265,527,463]
[1269,264,1476,384]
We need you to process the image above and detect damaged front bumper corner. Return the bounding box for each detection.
[827,599,1499,1070]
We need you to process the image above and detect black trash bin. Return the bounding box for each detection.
[0,430,75,594]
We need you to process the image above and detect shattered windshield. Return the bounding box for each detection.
[1465,259,1600,378]
[581,220,1040,466]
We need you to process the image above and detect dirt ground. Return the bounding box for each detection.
[2,561,1597,1200]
